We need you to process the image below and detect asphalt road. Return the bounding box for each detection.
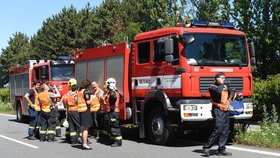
[0,113,279,158]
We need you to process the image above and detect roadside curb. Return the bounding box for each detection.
[0,113,16,117]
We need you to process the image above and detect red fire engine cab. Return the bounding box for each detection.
[74,21,255,145]
[9,58,74,122]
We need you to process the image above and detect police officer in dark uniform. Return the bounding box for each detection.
[203,72,232,156]
[106,78,122,147]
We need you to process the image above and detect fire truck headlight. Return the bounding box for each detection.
[183,105,197,111]
[244,103,253,110]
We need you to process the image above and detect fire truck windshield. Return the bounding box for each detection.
[183,33,248,66]
[50,65,74,81]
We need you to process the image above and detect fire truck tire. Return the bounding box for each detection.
[147,107,173,145]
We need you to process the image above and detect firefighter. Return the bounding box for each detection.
[203,72,232,156]
[48,83,62,138]
[24,80,41,140]
[38,83,61,142]
[97,82,110,144]
[59,78,78,143]
[64,82,81,144]
[105,78,122,147]
[89,81,104,141]
[77,79,93,150]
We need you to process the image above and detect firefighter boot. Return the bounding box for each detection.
[111,140,122,147]
[55,126,62,137]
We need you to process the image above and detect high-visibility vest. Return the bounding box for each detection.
[212,89,230,111]
[106,90,120,112]
[77,89,87,113]
[38,92,51,113]
[66,93,78,112]
[90,88,101,112]
[99,94,108,113]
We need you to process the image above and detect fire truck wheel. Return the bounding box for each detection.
[147,107,173,145]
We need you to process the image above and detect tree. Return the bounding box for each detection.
[31,5,83,59]
[251,0,280,78]
[190,0,223,21]
[0,32,32,86]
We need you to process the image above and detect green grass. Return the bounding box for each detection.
[0,100,15,114]
[234,104,280,149]
[234,123,280,148]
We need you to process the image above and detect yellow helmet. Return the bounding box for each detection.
[68,78,77,86]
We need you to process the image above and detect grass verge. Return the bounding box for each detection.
[0,100,15,114]
[234,123,280,148]
[234,104,280,149]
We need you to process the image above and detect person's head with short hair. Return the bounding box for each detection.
[41,83,50,92]
[215,72,226,85]
[80,79,91,90]
[32,80,41,89]
[91,81,99,91]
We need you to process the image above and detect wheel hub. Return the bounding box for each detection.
[151,116,164,137]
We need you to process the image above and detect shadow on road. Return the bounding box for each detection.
[121,127,207,148]
[193,149,218,157]
[9,119,29,124]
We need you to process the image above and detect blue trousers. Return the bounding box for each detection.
[28,109,41,137]
[203,108,230,151]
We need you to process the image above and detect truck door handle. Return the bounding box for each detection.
[157,78,161,85]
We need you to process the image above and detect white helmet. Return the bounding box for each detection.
[106,78,117,90]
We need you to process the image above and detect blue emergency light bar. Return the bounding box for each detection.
[189,20,235,29]
[58,56,74,60]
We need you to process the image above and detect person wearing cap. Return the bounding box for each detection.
[105,78,122,147]
[203,72,232,156]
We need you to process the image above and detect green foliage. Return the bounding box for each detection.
[252,0,280,78]
[1,0,279,87]
[0,32,32,86]
[253,75,280,114]
[0,88,13,114]
[0,88,9,103]
[31,5,83,59]
[235,104,280,148]
[190,0,228,21]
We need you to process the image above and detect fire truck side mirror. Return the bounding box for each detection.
[41,66,49,80]
[158,38,174,63]
[248,39,256,66]
[181,35,195,45]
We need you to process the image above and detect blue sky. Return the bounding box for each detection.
[0,0,102,52]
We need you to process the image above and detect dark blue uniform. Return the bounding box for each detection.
[203,83,230,152]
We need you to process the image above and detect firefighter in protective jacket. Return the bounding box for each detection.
[106,78,122,147]
[203,72,232,156]
[24,80,41,140]
[38,83,61,142]
[64,79,81,144]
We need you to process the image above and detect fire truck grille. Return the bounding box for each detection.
[199,77,243,92]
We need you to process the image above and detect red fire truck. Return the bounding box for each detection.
[9,58,75,122]
[74,21,255,145]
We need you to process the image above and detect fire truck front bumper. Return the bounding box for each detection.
[179,98,253,122]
